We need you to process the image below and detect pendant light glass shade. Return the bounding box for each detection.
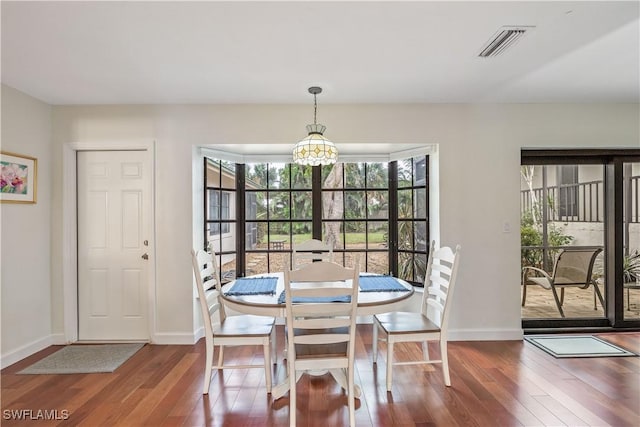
[293,124,338,166]
[293,87,338,166]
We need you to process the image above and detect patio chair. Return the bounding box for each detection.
[521,247,604,318]
[373,241,461,391]
[283,259,360,427]
[191,249,276,395]
[292,239,333,269]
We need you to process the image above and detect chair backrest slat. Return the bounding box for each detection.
[429,274,451,289]
[421,241,461,332]
[426,296,446,314]
[295,333,351,345]
[291,304,353,318]
[294,317,352,330]
[431,262,453,276]
[207,301,221,318]
[292,239,334,269]
[288,259,347,282]
[289,285,353,298]
[192,249,226,332]
[427,285,448,301]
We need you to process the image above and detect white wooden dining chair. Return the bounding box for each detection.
[283,259,360,427]
[373,241,461,391]
[191,249,276,395]
[292,239,333,269]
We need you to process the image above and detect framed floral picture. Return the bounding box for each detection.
[1,151,37,204]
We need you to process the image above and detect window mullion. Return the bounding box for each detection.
[202,157,208,250]
[312,165,322,240]
[236,163,246,277]
[389,161,398,276]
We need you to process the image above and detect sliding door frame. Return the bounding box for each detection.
[521,148,640,331]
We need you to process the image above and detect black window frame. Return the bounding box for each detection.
[204,158,238,283]
[204,156,430,286]
[208,191,231,235]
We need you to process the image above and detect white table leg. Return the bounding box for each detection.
[328,369,362,398]
[272,370,361,400]
[271,379,290,400]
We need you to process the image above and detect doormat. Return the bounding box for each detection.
[525,335,636,358]
[18,343,144,374]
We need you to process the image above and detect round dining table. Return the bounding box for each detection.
[220,272,415,400]
[220,272,415,318]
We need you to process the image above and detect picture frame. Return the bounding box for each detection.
[1,151,38,204]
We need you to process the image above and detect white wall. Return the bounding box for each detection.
[46,103,638,346]
[1,85,52,367]
[2,97,638,363]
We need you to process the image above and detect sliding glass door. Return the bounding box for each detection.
[520,163,606,320]
[521,150,640,330]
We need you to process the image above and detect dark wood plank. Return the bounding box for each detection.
[1,325,638,426]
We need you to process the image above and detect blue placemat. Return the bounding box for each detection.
[277,291,351,304]
[224,277,278,296]
[359,275,410,292]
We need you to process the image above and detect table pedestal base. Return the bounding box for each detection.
[272,369,362,400]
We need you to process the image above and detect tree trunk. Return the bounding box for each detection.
[521,165,540,225]
[322,164,344,249]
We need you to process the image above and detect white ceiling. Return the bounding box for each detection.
[2,1,639,105]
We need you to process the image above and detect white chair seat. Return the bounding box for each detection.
[214,314,275,337]
[374,311,440,334]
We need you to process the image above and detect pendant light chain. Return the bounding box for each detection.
[313,92,318,125]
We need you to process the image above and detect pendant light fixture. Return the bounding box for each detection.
[293,86,338,166]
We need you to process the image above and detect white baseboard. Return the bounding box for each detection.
[50,333,69,345]
[1,335,54,369]
[152,332,199,345]
[449,328,524,341]
[193,326,204,343]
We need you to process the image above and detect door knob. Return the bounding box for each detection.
[141,253,149,260]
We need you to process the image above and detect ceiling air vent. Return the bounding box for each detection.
[478,26,533,57]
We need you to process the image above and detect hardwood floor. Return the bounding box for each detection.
[2,325,639,426]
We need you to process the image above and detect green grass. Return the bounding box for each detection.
[263,232,386,245]
[346,232,386,244]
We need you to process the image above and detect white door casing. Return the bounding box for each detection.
[77,150,151,341]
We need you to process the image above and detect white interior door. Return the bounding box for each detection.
[77,150,150,341]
